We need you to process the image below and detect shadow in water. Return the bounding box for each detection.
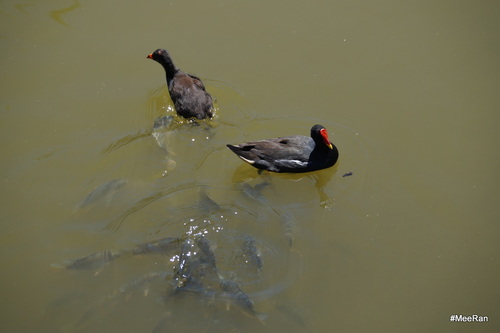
[230,162,337,209]
[49,0,81,27]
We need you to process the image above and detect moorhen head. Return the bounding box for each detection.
[226,124,339,173]
[147,49,213,120]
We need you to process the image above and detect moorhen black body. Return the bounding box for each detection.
[226,124,339,173]
[147,49,213,119]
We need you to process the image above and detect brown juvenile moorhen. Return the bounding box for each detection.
[226,124,339,173]
[147,49,213,119]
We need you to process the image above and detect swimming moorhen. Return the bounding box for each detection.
[147,49,213,119]
[226,124,339,173]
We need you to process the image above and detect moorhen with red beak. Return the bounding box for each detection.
[226,124,339,173]
[147,49,213,119]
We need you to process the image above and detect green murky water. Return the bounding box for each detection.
[1,1,499,332]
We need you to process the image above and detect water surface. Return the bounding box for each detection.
[1,1,499,332]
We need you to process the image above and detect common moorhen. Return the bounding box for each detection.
[226,125,339,173]
[147,49,213,119]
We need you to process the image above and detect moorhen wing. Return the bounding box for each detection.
[147,49,213,120]
[226,124,339,173]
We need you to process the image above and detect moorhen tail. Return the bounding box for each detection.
[226,124,339,173]
[147,49,213,120]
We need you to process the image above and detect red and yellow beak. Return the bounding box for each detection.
[147,53,153,59]
[320,128,333,149]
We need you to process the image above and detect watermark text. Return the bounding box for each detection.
[450,314,489,322]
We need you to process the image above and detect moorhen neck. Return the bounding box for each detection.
[226,124,339,173]
[147,49,213,120]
